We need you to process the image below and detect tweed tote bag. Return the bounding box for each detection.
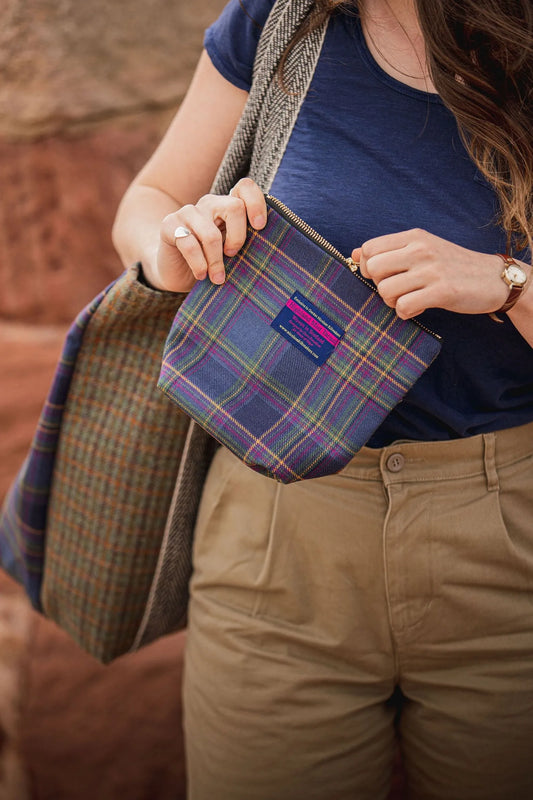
[0,0,326,663]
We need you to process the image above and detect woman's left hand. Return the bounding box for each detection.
[352,229,513,319]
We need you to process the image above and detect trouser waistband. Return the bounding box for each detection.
[341,419,533,488]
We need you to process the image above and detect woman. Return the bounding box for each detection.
[112,0,533,797]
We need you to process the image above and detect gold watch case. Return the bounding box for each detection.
[502,262,527,288]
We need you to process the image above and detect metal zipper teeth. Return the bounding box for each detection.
[265,194,441,341]
[266,194,361,276]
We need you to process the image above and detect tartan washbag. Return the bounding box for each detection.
[158,196,442,483]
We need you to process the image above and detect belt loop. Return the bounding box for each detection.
[483,433,499,492]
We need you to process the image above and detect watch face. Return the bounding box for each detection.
[505,264,527,285]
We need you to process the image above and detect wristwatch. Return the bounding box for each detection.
[495,253,528,314]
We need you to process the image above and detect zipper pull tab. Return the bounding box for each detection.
[346,257,359,274]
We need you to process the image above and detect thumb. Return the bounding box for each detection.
[351,247,367,276]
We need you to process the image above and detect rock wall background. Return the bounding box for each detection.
[0,0,227,324]
[0,1,407,797]
[0,0,216,139]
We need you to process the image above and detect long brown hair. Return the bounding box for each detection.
[282,0,533,256]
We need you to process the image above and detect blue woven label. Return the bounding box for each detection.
[271,292,344,365]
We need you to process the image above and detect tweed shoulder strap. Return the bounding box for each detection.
[212,0,326,195]
[133,0,329,651]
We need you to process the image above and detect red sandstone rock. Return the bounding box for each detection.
[0,115,174,325]
[20,601,187,800]
[0,0,226,138]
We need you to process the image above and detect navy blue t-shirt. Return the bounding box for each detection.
[205,0,533,446]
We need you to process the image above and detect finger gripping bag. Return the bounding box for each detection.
[158,196,442,483]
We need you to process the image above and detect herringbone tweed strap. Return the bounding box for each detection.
[133,0,328,650]
[212,0,326,195]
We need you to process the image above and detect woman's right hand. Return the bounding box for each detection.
[148,178,267,293]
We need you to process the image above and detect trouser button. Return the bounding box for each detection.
[386,453,405,473]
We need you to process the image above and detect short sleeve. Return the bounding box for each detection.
[204,0,276,91]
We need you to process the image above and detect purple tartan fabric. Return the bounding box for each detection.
[159,202,442,483]
[0,278,118,608]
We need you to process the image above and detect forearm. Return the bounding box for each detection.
[110,51,251,291]
[112,183,182,279]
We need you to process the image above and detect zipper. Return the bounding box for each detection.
[265,194,441,341]
[266,194,362,277]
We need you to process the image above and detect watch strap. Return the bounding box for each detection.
[498,285,523,314]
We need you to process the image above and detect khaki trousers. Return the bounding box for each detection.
[184,421,533,799]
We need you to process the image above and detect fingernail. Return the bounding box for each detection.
[252,214,266,228]
[225,248,239,257]
[212,271,225,285]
